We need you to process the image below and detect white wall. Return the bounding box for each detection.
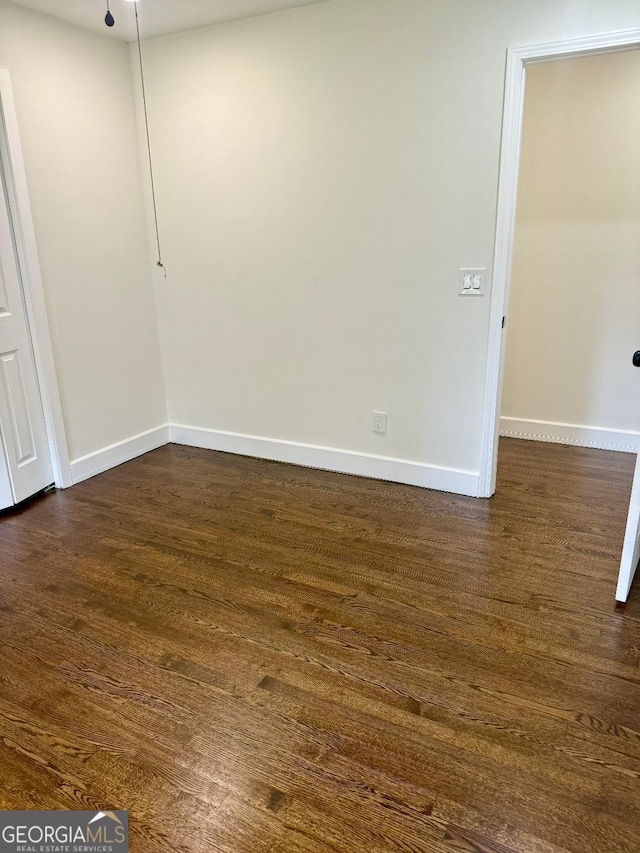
[137,0,640,488]
[3,0,640,491]
[0,0,166,463]
[502,51,640,451]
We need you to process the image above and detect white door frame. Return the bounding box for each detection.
[479,27,640,498]
[0,68,72,490]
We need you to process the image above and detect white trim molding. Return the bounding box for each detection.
[170,424,481,497]
[68,422,482,496]
[70,426,170,484]
[500,418,640,453]
[479,27,640,498]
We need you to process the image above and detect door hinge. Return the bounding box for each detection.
[502,316,506,329]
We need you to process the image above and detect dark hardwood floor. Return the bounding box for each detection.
[1,437,639,853]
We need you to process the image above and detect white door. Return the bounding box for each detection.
[0,169,53,508]
[616,451,640,602]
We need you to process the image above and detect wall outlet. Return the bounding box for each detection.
[373,411,387,435]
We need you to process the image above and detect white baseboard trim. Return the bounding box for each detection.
[169,424,481,497]
[70,425,170,484]
[500,417,640,453]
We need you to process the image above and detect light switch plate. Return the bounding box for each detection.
[459,268,487,296]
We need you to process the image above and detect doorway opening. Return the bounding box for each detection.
[480,30,640,602]
[501,50,640,457]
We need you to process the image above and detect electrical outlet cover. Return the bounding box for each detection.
[373,411,387,435]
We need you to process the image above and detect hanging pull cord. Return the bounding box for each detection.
[134,1,166,277]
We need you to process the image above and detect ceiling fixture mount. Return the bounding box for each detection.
[133,0,166,276]
[101,0,166,276]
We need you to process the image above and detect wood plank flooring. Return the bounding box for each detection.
[1,437,639,853]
